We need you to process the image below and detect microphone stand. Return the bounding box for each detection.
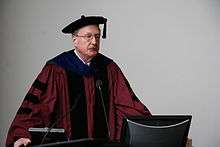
[40,94,81,144]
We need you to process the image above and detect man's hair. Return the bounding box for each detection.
[72,30,79,36]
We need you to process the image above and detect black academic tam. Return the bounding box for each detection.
[62,15,107,38]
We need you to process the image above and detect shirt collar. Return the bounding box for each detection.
[74,49,91,66]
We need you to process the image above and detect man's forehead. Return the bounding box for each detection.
[77,25,100,34]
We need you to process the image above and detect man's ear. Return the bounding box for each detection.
[72,35,77,46]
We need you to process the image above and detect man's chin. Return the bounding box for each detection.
[86,52,97,59]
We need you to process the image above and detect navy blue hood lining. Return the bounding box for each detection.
[47,50,113,76]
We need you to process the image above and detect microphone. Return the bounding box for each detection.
[95,80,110,140]
[39,94,81,144]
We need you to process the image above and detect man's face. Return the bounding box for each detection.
[73,25,101,62]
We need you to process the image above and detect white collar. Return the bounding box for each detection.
[74,50,91,66]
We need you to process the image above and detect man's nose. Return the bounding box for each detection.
[91,36,99,44]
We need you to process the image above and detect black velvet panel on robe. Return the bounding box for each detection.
[91,57,110,139]
[65,70,88,139]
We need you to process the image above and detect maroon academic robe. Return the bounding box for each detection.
[6,50,151,147]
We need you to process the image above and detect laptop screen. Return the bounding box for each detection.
[121,115,192,147]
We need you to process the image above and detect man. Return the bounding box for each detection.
[6,15,151,147]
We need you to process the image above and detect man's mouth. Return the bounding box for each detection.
[89,47,98,51]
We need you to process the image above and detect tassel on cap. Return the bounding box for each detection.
[102,18,107,39]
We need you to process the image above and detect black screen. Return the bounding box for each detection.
[121,115,192,147]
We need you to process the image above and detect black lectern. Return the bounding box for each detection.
[31,138,127,147]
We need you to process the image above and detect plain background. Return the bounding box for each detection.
[1,0,220,147]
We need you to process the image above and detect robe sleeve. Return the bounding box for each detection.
[5,64,60,147]
[109,62,151,140]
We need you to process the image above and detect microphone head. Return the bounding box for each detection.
[96,80,102,88]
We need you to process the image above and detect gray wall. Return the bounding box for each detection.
[1,0,220,147]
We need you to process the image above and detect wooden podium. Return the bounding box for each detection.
[31,138,191,147]
[31,138,127,147]
[29,115,192,147]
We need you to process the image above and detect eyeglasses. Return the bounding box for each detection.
[75,33,101,42]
